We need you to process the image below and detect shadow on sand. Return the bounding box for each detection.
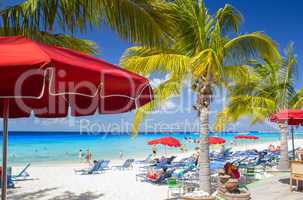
[7,187,104,200]
[279,178,303,192]
[279,178,291,185]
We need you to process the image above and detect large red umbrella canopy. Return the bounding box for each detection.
[234,135,259,140]
[148,137,181,147]
[270,109,303,125]
[0,36,153,200]
[270,109,303,162]
[0,36,153,117]
[208,137,226,145]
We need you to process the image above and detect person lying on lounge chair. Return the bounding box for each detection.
[92,160,98,168]
[147,167,172,183]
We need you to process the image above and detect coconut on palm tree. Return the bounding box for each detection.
[215,43,301,170]
[120,0,280,193]
[0,0,173,53]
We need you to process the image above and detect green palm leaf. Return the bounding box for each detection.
[120,46,190,76]
[216,4,243,33]
[0,28,97,55]
[223,32,281,65]
[0,0,173,47]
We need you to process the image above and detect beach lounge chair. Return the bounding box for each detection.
[0,176,14,188]
[135,154,152,164]
[12,163,30,181]
[75,160,106,175]
[99,160,110,171]
[112,159,134,170]
[148,169,175,184]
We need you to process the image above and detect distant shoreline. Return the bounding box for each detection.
[1,130,293,135]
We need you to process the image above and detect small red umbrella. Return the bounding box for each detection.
[208,137,226,145]
[0,36,153,200]
[148,137,181,147]
[234,135,259,140]
[270,109,303,160]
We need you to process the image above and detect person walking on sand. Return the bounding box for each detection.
[79,149,83,162]
[86,149,92,164]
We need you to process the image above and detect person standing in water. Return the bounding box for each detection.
[79,149,83,162]
[86,149,92,164]
[119,151,124,160]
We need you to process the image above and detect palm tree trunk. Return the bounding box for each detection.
[278,123,289,170]
[198,94,211,194]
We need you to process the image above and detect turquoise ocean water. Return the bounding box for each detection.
[1,131,303,165]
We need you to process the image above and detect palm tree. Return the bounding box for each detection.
[215,43,301,170]
[120,0,280,193]
[0,0,173,53]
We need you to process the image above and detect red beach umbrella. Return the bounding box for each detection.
[148,137,181,147]
[0,36,153,200]
[208,137,226,145]
[234,135,259,140]
[270,109,303,160]
[270,109,303,126]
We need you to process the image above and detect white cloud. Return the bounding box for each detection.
[152,98,178,113]
[149,74,170,88]
[161,100,177,110]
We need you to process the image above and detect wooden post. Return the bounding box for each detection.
[1,99,9,200]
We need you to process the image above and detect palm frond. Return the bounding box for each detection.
[191,48,223,83]
[214,108,233,131]
[229,96,276,118]
[223,32,281,66]
[120,46,191,76]
[99,0,175,47]
[216,4,243,33]
[0,0,173,47]
[171,0,212,54]
[0,28,98,55]
[223,65,254,85]
[279,42,298,88]
[291,87,303,108]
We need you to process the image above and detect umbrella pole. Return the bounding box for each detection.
[1,99,9,200]
[291,126,295,160]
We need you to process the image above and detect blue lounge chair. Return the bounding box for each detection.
[12,163,31,181]
[112,159,134,170]
[135,154,152,164]
[99,160,110,171]
[75,160,105,175]
[147,169,175,185]
[0,176,14,188]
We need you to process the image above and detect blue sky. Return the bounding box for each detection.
[1,0,303,132]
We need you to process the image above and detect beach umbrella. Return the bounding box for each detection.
[208,137,226,145]
[234,135,259,140]
[233,135,259,149]
[270,109,303,159]
[148,137,181,147]
[0,36,153,200]
[148,137,181,155]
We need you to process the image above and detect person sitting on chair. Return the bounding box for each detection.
[224,162,240,180]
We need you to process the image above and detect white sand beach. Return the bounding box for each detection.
[5,139,303,200]
[8,161,169,200]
